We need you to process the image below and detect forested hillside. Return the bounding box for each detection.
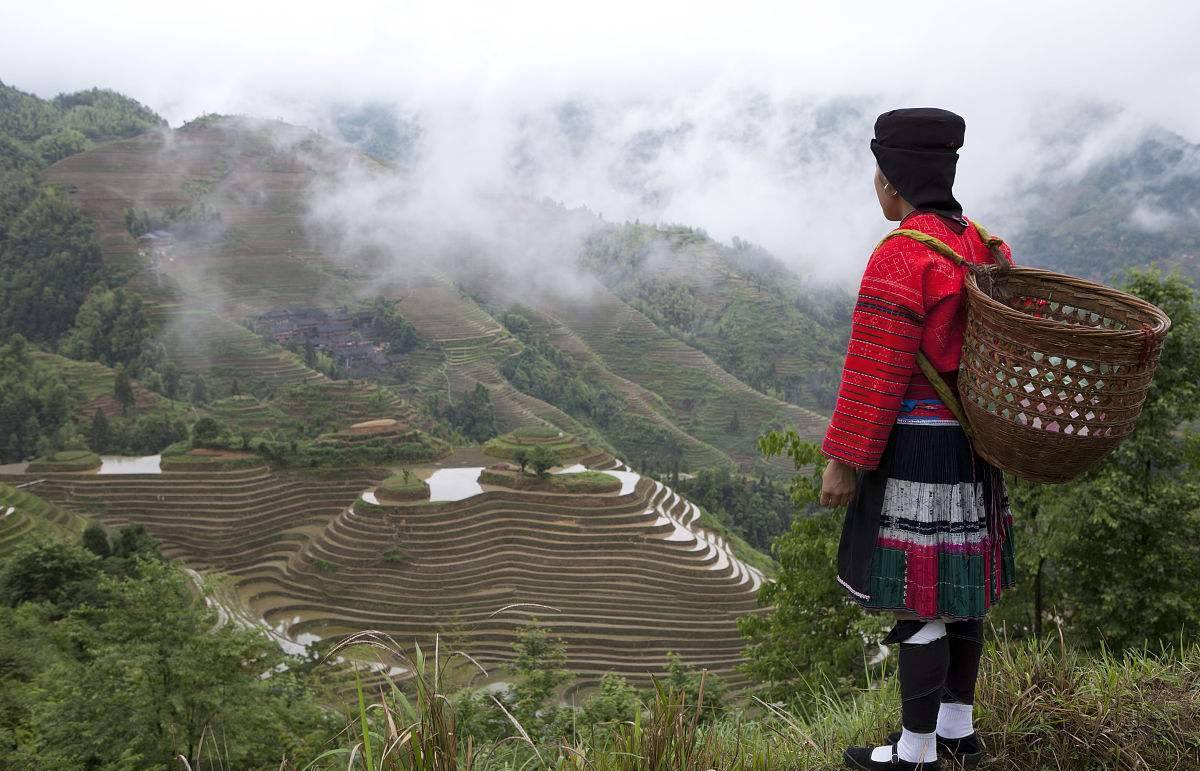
[1015,127,1200,282]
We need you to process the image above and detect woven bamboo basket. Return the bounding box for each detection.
[955,265,1171,483]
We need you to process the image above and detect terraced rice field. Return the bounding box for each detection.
[0,483,87,554]
[163,308,327,394]
[274,380,419,430]
[392,280,597,436]
[239,459,763,693]
[535,286,828,471]
[32,352,173,420]
[12,466,380,572]
[0,457,767,694]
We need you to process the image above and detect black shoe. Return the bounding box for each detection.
[886,731,984,767]
[844,743,941,770]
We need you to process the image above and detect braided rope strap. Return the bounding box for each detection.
[875,221,1011,443]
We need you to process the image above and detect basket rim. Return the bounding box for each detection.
[966,266,1172,339]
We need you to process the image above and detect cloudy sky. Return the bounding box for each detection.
[3,1,1197,281]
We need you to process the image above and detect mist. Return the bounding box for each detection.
[4,0,1199,284]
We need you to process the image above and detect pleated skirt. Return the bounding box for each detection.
[835,420,1016,621]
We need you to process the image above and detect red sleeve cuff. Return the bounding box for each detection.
[819,441,877,472]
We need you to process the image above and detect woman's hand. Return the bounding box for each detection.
[820,459,858,508]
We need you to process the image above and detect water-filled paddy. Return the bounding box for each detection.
[424,466,485,501]
[97,455,162,474]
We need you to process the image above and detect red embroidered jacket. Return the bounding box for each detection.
[821,212,1013,470]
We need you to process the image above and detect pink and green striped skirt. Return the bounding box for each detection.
[836,419,1016,620]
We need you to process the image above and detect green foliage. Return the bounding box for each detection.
[0,335,77,463]
[0,539,99,610]
[513,445,530,471]
[114,411,189,455]
[59,286,160,375]
[191,416,223,447]
[501,313,622,429]
[1,557,330,768]
[112,365,135,415]
[994,270,1200,650]
[88,408,110,452]
[507,619,572,733]
[1017,130,1200,283]
[189,375,209,405]
[33,127,89,164]
[379,473,431,500]
[579,221,848,410]
[527,444,560,477]
[579,672,642,726]
[675,467,794,552]
[81,522,111,558]
[0,184,105,344]
[369,296,420,354]
[49,86,164,142]
[440,382,497,442]
[0,80,162,171]
[738,430,885,705]
[664,651,727,724]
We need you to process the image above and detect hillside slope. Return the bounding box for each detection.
[42,118,834,472]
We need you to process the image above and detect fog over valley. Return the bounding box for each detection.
[5,0,1200,284]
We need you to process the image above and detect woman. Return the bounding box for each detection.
[821,108,1016,770]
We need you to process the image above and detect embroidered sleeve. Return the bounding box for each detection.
[820,238,929,470]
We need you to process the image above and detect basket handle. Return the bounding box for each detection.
[876,221,1011,444]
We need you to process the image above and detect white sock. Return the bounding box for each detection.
[906,619,947,644]
[937,701,974,739]
[870,728,937,763]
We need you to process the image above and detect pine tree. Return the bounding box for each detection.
[89,408,110,452]
[113,367,135,416]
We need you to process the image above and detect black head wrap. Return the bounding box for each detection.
[871,107,967,232]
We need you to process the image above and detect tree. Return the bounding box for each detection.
[579,672,641,726]
[81,523,111,558]
[191,417,222,447]
[738,429,886,705]
[87,408,110,453]
[527,445,559,478]
[160,360,180,400]
[113,366,135,416]
[0,540,99,610]
[59,287,157,373]
[443,383,497,442]
[512,446,530,473]
[0,335,75,463]
[128,412,188,454]
[26,559,332,769]
[0,186,104,344]
[506,619,571,731]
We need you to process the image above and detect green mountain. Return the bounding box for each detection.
[1012,127,1200,282]
[34,115,832,475]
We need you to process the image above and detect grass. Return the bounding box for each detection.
[159,448,263,472]
[26,451,102,472]
[482,430,592,462]
[285,632,1200,771]
[378,474,432,502]
[0,483,88,555]
[478,468,622,494]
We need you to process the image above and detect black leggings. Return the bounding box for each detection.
[887,619,984,733]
